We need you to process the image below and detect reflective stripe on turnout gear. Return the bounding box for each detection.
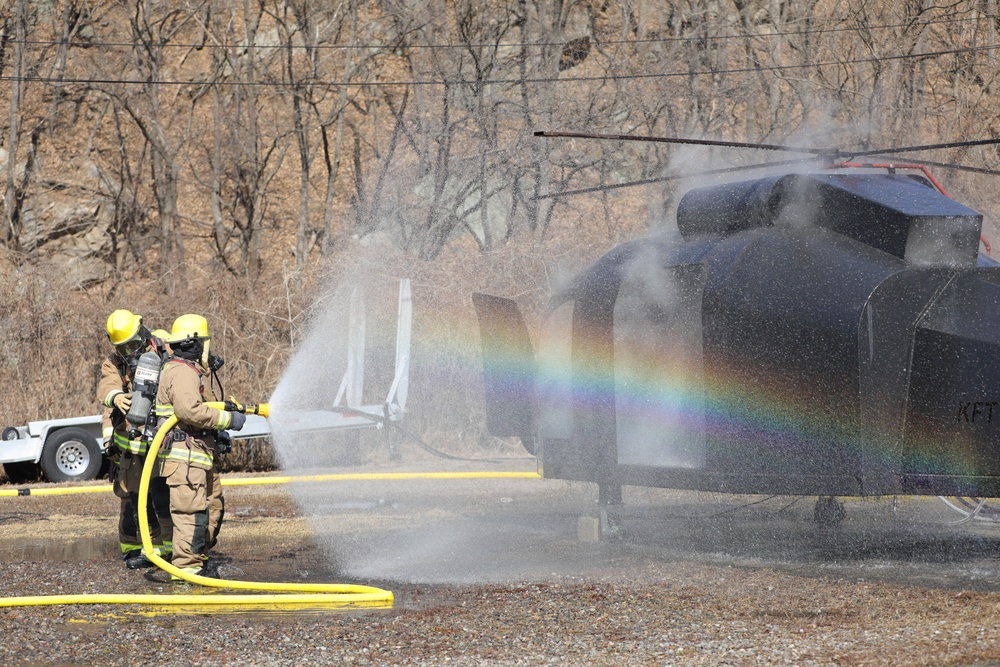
[103,389,124,408]
[122,543,170,556]
[171,565,204,581]
[112,430,150,456]
[120,542,142,554]
[159,442,214,468]
[155,403,230,430]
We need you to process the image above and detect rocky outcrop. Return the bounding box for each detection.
[2,148,114,288]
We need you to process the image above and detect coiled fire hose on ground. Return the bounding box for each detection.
[0,401,394,609]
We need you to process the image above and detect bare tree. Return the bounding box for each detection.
[272,0,364,268]
[7,0,1000,276]
[197,0,287,279]
[2,0,28,251]
[272,0,319,270]
[113,0,202,293]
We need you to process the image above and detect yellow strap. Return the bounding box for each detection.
[156,403,228,430]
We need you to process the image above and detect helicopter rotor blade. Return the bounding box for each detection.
[844,137,1000,159]
[533,131,1000,199]
[533,130,833,156]
[533,155,1000,201]
[535,131,1000,163]
[532,156,820,200]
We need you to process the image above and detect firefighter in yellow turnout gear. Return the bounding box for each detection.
[98,309,173,569]
[156,314,245,579]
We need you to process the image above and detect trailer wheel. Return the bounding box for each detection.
[40,427,102,482]
[2,426,19,441]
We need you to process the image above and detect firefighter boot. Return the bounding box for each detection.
[170,565,204,584]
[123,549,154,570]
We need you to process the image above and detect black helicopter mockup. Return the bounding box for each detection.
[473,133,1000,519]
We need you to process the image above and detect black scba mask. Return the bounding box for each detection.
[115,325,150,368]
[116,339,144,359]
[116,338,146,370]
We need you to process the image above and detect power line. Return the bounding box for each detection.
[4,13,995,52]
[2,42,997,88]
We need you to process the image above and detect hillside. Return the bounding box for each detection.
[2,0,1000,443]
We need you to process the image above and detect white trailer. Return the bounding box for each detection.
[0,413,275,483]
[1,279,411,484]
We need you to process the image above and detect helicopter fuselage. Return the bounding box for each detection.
[475,169,1000,499]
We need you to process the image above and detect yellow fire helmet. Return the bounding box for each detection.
[106,309,143,346]
[167,314,211,344]
[150,328,170,341]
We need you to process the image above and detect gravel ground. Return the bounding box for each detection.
[2,474,1000,666]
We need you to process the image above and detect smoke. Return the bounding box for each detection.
[661,120,873,217]
[613,246,707,469]
[613,123,878,470]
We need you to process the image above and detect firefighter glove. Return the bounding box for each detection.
[113,393,132,412]
[228,411,246,431]
[104,445,121,464]
[215,430,233,454]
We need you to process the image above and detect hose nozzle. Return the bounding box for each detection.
[225,397,270,419]
[247,403,270,418]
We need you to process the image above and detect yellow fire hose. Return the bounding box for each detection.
[0,401,394,609]
[0,471,542,497]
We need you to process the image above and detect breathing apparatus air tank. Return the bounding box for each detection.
[126,351,161,440]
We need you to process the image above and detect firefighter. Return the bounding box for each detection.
[98,310,173,569]
[155,314,245,580]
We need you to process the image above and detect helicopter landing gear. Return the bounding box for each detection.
[814,495,846,525]
[588,482,622,538]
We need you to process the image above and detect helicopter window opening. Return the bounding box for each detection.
[613,260,706,469]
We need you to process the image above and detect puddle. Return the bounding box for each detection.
[0,536,116,561]
[4,474,1000,600]
[283,479,1000,591]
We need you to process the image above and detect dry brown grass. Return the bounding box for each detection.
[10,1,1000,476]
[0,203,646,474]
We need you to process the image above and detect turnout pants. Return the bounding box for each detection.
[162,451,224,571]
[113,453,173,556]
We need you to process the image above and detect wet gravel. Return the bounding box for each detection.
[3,474,1000,666]
[3,560,1000,666]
